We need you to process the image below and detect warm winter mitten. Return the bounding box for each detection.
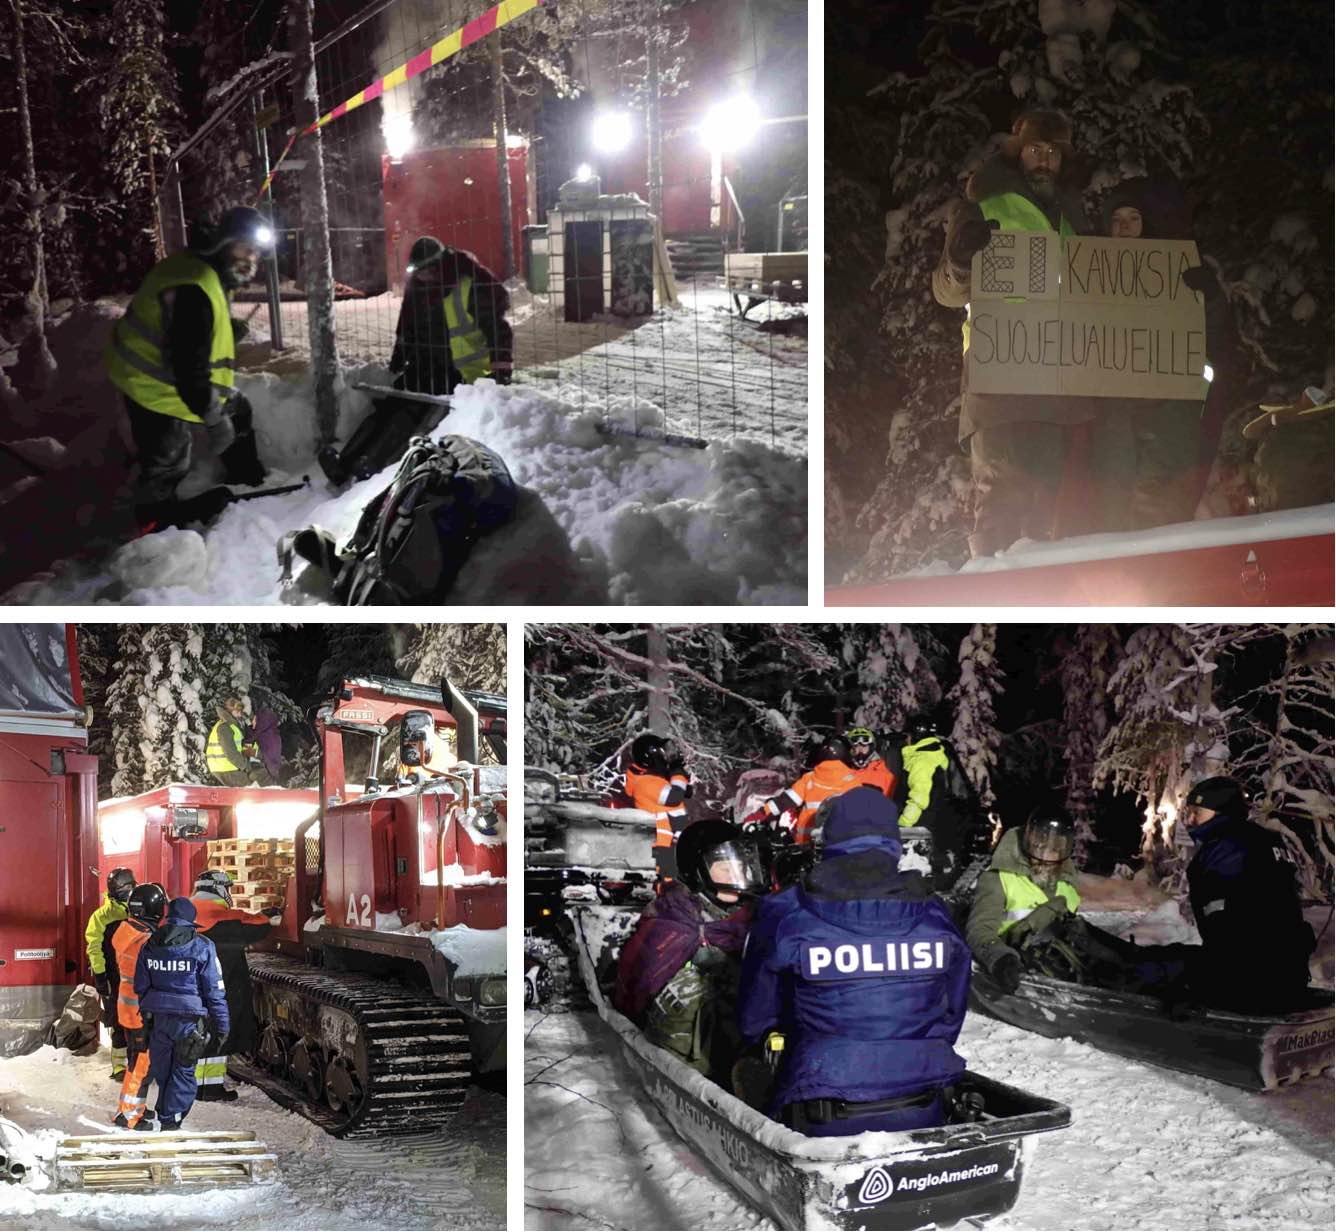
[92,971,111,999]
[990,947,1023,994]
[203,410,236,455]
[1180,265,1219,298]
[950,215,997,265]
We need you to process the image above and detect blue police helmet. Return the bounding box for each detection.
[812,788,902,855]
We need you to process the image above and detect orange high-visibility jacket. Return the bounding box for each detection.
[769,760,861,844]
[853,757,897,798]
[625,769,690,849]
[111,918,155,1029]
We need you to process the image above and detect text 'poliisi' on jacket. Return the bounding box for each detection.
[802,939,950,980]
[144,957,198,973]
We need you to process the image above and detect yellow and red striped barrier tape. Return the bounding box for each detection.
[255,0,544,202]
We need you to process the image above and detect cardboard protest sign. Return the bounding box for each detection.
[968,231,1208,399]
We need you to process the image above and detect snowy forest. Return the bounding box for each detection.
[525,622,1334,901]
[825,0,1334,579]
[75,621,505,796]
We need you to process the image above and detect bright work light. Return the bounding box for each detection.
[385,111,414,160]
[575,162,595,181]
[591,110,632,154]
[699,95,762,152]
[254,224,275,248]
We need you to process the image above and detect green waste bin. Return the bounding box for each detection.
[523,225,549,293]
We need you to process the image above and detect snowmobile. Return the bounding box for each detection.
[969,958,1334,1092]
[567,903,1071,1232]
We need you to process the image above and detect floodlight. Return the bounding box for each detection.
[575,163,595,182]
[385,112,414,160]
[700,96,762,152]
[591,110,632,154]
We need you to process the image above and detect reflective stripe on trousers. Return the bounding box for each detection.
[117,1050,152,1125]
[195,1055,228,1084]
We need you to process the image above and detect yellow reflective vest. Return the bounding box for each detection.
[996,869,1081,934]
[444,274,492,383]
[105,252,236,421]
[961,193,1076,355]
[206,719,245,773]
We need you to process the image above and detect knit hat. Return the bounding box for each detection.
[165,897,198,928]
[1185,776,1248,822]
[820,788,903,848]
[1001,109,1075,161]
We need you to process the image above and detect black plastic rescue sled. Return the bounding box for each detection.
[571,906,1071,1231]
[970,963,1335,1092]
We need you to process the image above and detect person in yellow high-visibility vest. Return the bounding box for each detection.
[932,110,1094,558]
[319,237,515,487]
[206,696,256,787]
[104,206,275,527]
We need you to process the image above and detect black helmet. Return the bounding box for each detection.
[1184,776,1248,822]
[407,235,446,274]
[1019,810,1075,867]
[127,883,167,923]
[194,868,234,907]
[675,819,766,907]
[197,206,275,255]
[845,726,876,768]
[809,734,851,767]
[906,714,938,742]
[628,733,670,776]
[106,868,136,904]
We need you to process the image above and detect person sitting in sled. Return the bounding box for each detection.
[613,819,764,1083]
[846,726,899,797]
[737,790,971,1136]
[319,238,514,486]
[966,809,1185,998]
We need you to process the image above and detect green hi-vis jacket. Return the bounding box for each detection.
[85,893,130,976]
[965,827,1081,970]
[960,193,1077,356]
[900,735,949,827]
[105,252,235,422]
[444,274,492,383]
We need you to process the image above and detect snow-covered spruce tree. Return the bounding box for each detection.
[398,624,506,694]
[948,624,1005,809]
[95,0,182,263]
[1223,625,1334,904]
[842,0,1206,578]
[1095,623,1235,895]
[1060,623,1121,861]
[846,624,948,738]
[106,625,210,797]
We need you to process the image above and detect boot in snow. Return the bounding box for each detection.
[113,1113,129,1129]
[134,1111,161,1133]
[195,1085,240,1103]
[219,430,268,487]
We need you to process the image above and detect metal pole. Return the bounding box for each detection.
[253,91,286,351]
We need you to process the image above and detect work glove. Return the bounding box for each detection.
[203,408,236,455]
[93,971,111,999]
[1180,264,1219,298]
[950,214,997,266]
[990,947,1023,994]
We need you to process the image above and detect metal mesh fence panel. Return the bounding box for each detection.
[171,0,808,456]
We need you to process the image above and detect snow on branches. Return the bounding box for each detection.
[948,623,1004,808]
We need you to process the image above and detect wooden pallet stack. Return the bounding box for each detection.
[54,1130,277,1190]
[205,838,296,912]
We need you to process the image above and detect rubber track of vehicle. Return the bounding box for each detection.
[244,953,472,1138]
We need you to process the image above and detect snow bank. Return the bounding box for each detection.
[7,366,805,606]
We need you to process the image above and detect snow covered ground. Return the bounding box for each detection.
[0,289,807,605]
[0,1044,504,1230]
[525,1004,1333,1232]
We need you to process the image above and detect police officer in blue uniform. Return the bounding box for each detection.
[133,897,230,1131]
[737,788,972,1135]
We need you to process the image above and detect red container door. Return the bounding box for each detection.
[0,782,63,990]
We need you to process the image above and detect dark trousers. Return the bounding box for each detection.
[785,1087,947,1137]
[126,397,192,504]
[147,1014,208,1127]
[967,421,1067,556]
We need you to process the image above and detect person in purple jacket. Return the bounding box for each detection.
[613,819,766,1082]
[133,897,230,1131]
[738,788,971,1135]
[248,706,283,786]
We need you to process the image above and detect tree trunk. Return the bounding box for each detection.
[646,625,670,735]
[489,34,515,281]
[288,0,340,443]
[10,0,56,399]
[645,3,663,219]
